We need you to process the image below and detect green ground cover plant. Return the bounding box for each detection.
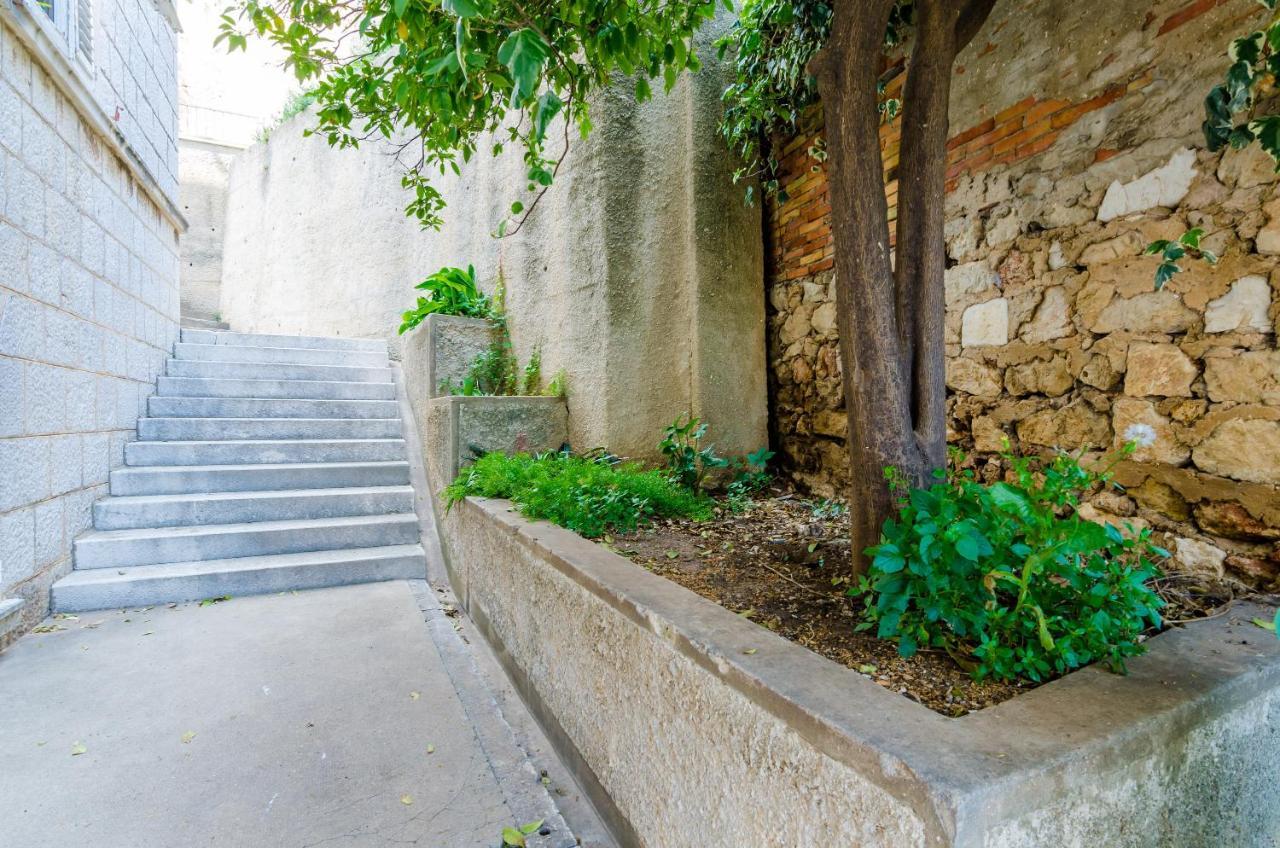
[398,264,493,334]
[857,442,1168,683]
[444,450,712,538]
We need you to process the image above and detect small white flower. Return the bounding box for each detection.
[1123,423,1157,448]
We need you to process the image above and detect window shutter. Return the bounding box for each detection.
[76,0,93,65]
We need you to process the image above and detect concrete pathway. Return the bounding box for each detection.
[0,580,598,848]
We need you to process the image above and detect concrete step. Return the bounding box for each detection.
[73,513,421,569]
[180,316,230,330]
[181,329,387,352]
[52,544,427,611]
[126,439,408,466]
[109,461,412,496]
[93,486,416,530]
[174,342,388,368]
[138,417,403,441]
[148,396,400,420]
[157,376,396,401]
[166,359,395,383]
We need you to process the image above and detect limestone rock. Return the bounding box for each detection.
[812,409,847,439]
[961,298,1009,348]
[1172,536,1226,581]
[947,358,1003,398]
[779,304,813,346]
[1204,351,1280,404]
[1111,397,1189,465]
[1080,354,1121,391]
[1192,418,1280,485]
[1203,275,1273,333]
[1097,148,1197,222]
[1019,286,1073,343]
[811,302,838,336]
[1224,554,1279,586]
[1131,478,1191,521]
[1217,144,1280,190]
[971,415,1007,453]
[1193,501,1280,542]
[1256,198,1280,255]
[1005,355,1073,397]
[1016,401,1111,450]
[1091,290,1197,334]
[945,261,998,305]
[1123,342,1197,398]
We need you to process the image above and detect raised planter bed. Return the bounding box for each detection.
[434,494,1280,848]
[401,313,493,399]
[423,395,568,487]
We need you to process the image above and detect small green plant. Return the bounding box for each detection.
[857,443,1168,683]
[499,819,543,847]
[520,347,542,395]
[725,447,776,510]
[446,451,711,538]
[809,498,848,520]
[398,265,492,334]
[544,368,567,399]
[659,414,730,491]
[1144,227,1218,289]
[254,89,317,143]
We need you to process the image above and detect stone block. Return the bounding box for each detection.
[23,362,64,434]
[947,357,1003,398]
[1172,537,1226,582]
[1204,351,1280,404]
[1016,401,1111,450]
[404,314,494,399]
[1098,148,1196,222]
[425,395,569,487]
[0,356,22,437]
[1018,286,1073,343]
[1203,275,1272,333]
[33,496,64,570]
[961,298,1009,348]
[1123,342,1197,398]
[0,506,35,588]
[1193,418,1280,485]
[1112,397,1189,465]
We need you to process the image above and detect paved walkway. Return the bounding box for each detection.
[0,580,600,848]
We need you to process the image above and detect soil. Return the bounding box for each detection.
[609,488,1234,717]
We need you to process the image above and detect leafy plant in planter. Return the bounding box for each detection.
[857,443,1168,683]
[659,415,730,491]
[398,264,492,335]
[445,450,711,538]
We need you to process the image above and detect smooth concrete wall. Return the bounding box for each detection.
[0,9,181,642]
[219,12,766,460]
[178,139,236,322]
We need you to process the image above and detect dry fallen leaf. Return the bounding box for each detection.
[71,742,87,756]
[742,648,758,655]
[181,731,196,744]
[400,794,413,806]
[409,691,420,701]
[426,744,435,755]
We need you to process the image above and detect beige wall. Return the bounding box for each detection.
[219,13,767,460]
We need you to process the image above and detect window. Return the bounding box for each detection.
[29,0,92,69]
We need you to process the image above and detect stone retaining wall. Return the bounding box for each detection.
[766,0,1280,588]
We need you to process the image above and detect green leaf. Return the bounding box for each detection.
[1154,261,1180,290]
[501,827,526,847]
[1248,116,1280,170]
[497,28,550,103]
[1177,228,1204,249]
[519,820,544,835]
[442,0,485,18]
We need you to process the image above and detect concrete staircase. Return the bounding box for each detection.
[51,329,427,612]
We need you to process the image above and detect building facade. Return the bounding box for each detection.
[0,0,183,643]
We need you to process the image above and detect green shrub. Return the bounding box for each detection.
[659,415,729,490]
[444,451,712,538]
[857,445,1167,683]
[398,265,492,334]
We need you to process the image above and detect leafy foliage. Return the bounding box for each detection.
[445,450,712,538]
[398,264,492,334]
[1201,0,1280,170]
[659,414,730,490]
[219,0,723,230]
[1143,227,1218,289]
[254,88,318,143]
[715,0,912,201]
[499,820,543,848]
[857,446,1167,683]
[725,446,776,510]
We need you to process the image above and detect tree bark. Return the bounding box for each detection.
[816,0,920,571]
[816,0,996,572]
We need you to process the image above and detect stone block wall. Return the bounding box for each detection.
[0,9,181,641]
[766,0,1280,586]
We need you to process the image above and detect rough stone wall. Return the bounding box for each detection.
[0,11,181,640]
[220,10,767,462]
[766,0,1280,587]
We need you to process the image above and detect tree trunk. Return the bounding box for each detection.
[816,0,995,572]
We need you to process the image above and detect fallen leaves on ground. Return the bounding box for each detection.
[181,731,197,744]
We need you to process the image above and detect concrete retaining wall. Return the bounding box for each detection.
[432,493,1280,847]
[218,10,767,461]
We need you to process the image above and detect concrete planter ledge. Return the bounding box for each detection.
[406,313,494,398]
[423,396,569,486]
[437,495,1280,848]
